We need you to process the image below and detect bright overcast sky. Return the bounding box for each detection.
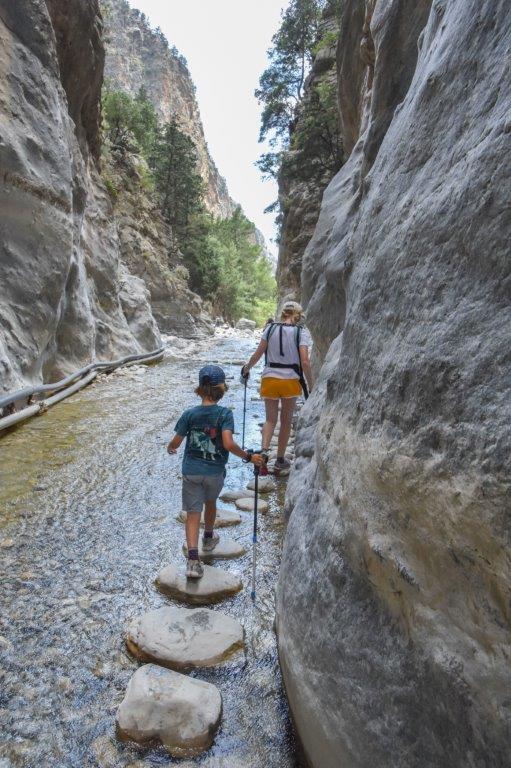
[125,0,288,260]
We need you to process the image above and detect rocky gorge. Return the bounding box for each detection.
[0,0,233,396]
[277,0,511,766]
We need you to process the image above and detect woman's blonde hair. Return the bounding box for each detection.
[280,300,303,324]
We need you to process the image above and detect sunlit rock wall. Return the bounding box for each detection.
[277,1,511,766]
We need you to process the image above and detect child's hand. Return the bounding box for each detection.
[167,443,177,454]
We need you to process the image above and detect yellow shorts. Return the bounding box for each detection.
[260,377,301,400]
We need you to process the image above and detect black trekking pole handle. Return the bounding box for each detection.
[251,463,259,601]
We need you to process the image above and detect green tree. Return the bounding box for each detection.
[150,121,204,241]
[102,85,158,157]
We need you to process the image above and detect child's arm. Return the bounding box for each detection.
[242,339,267,375]
[222,430,264,465]
[167,434,185,454]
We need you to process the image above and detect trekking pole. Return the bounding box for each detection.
[251,463,259,601]
[241,373,248,450]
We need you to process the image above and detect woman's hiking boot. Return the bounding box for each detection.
[202,532,220,552]
[186,559,204,579]
[273,456,291,477]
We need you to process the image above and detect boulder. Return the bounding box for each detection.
[235,318,256,331]
[247,476,276,493]
[156,563,242,604]
[116,664,222,757]
[235,497,268,513]
[220,489,255,502]
[181,538,246,561]
[126,606,244,670]
[176,509,241,527]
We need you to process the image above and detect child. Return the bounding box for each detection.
[167,364,263,579]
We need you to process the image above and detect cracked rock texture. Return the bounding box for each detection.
[277,1,511,767]
[0,0,160,393]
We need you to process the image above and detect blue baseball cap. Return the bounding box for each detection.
[199,364,226,386]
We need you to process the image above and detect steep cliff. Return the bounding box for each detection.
[277,1,511,766]
[0,0,160,394]
[102,0,235,219]
[276,2,342,303]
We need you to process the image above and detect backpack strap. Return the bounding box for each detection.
[264,322,277,365]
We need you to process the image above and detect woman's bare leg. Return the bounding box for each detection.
[262,398,279,451]
[277,397,296,458]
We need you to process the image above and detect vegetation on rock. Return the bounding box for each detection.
[102,85,275,325]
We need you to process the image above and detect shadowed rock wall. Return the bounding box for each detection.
[0,0,161,393]
[277,1,511,766]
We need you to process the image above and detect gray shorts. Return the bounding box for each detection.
[182,474,225,512]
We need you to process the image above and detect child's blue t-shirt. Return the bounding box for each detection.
[174,404,235,476]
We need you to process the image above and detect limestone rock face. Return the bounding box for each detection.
[277,1,511,767]
[126,606,244,670]
[103,0,235,219]
[116,664,222,757]
[0,0,160,393]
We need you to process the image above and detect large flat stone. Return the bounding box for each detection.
[126,606,244,670]
[116,664,222,757]
[247,476,276,493]
[176,508,241,527]
[220,489,255,502]
[180,538,246,561]
[156,563,242,604]
[235,497,269,513]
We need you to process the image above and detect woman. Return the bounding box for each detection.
[242,301,313,471]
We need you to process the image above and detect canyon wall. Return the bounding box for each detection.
[0,0,215,396]
[102,0,235,219]
[0,0,159,394]
[277,1,511,766]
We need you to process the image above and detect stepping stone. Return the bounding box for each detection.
[156,563,242,604]
[117,664,221,757]
[126,606,244,670]
[247,476,276,493]
[220,488,255,502]
[176,508,241,527]
[181,538,246,560]
[235,497,268,513]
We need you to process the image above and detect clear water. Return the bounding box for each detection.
[0,335,298,768]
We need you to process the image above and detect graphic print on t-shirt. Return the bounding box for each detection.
[188,422,222,462]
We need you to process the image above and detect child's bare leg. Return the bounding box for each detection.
[204,499,217,533]
[262,398,279,451]
[185,510,201,554]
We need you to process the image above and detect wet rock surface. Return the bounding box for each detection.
[156,563,242,604]
[180,537,246,560]
[176,508,242,527]
[126,606,244,670]
[116,664,222,757]
[278,1,511,766]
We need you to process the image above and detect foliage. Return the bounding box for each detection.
[101,88,275,325]
[150,121,204,241]
[291,79,342,178]
[182,208,276,325]
[102,84,158,157]
[256,0,326,147]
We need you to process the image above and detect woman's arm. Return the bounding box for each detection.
[243,339,268,373]
[299,345,314,391]
[167,434,185,454]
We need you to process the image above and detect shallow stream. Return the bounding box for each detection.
[0,333,298,768]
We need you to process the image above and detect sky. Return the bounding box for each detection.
[126,0,288,260]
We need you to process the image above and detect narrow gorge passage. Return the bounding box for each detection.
[0,334,298,768]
